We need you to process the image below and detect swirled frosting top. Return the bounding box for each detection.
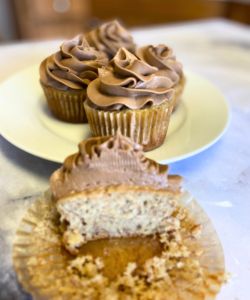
[40,34,108,91]
[86,48,174,110]
[136,44,183,85]
[50,133,181,200]
[86,20,136,58]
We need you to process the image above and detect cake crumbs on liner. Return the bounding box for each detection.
[60,205,223,299]
[13,193,226,299]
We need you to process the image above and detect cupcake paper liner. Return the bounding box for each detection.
[13,191,225,300]
[84,100,174,151]
[41,83,88,123]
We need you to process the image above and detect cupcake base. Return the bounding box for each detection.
[41,83,88,123]
[84,100,175,152]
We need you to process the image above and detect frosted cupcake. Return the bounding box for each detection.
[13,134,226,299]
[40,35,108,123]
[85,20,136,59]
[84,48,175,151]
[137,44,185,109]
[50,133,182,253]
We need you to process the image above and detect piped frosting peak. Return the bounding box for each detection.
[86,20,136,58]
[50,134,181,200]
[136,44,183,85]
[87,48,174,110]
[40,34,108,91]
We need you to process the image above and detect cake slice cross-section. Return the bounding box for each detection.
[50,133,182,254]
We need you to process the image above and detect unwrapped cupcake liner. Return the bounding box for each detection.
[41,83,88,123]
[84,100,174,152]
[13,190,225,300]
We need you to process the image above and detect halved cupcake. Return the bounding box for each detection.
[40,35,108,123]
[14,134,226,299]
[50,133,182,254]
[84,47,175,151]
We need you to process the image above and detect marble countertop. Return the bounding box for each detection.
[0,19,250,300]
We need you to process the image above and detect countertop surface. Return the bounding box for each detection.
[0,19,250,300]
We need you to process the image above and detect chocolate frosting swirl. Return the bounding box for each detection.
[85,20,136,58]
[136,44,183,85]
[87,48,174,110]
[40,34,108,91]
[50,133,182,200]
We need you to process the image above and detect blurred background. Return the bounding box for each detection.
[0,0,249,42]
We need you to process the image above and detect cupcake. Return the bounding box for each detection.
[13,134,226,299]
[137,44,185,109]
[50,133,182,253]
[40,35,108,123]
[84,47,175,151]
[85,20,136,59]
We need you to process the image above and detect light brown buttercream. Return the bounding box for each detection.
[40,35,108,91]
[86,20,136,58]
[136,44,183,86]
[50,134,181,200]
[86,48,174,110]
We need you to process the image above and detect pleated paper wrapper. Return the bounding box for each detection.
[84,100,174,152]
[41,83,88,123]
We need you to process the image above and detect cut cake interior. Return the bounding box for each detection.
[57,185,181,254]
